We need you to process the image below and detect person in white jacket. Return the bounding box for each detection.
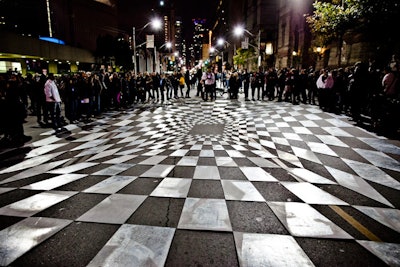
[44,73,63,132]
[316,69,334,111]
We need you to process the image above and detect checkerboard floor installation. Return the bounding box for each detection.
[0,97,400,266]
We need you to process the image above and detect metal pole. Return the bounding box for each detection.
[221,51,224,71]
[133,26,136,76]
[154,48,157,73]
[258,30,261,66]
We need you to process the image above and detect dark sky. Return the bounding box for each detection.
[119,0,216,33]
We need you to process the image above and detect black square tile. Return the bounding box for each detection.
[218,167,247,180]
[214,150,229,157]
[118,177,162,195]
[295,238,387,267]
[13,222,119,267]
[167,166,195,178]
[187,180,225,198]
[165,230,239,267]
[197,157,217,166]
[126,196,185,227]
[233,158,257,167]
[119,165,153,176]
[36,193,108,220]
[226,201,289,234]
[253,182,302,202]
[55,175,109,192]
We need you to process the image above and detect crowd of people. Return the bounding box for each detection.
[0,57,399,147]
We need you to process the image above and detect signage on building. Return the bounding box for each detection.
[146,35,154,48]
[242,37,249,49]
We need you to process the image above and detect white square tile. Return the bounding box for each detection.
[87,224,175,267]
[234,232,314,267]
[268,202,353,239]
[77,194,147,224]
[0,217,72,266]
[221,180,265,202]
[193,166,220,180]
[151,178,192,198]
[178,198,232,231]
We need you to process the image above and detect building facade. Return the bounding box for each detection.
[0,0,118,75]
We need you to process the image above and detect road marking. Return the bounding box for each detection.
[330,205,381,242]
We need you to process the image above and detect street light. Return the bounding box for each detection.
[210,46,224,71]
[132,18,162,75]
[216,38,231,69]
[158,42,172,73]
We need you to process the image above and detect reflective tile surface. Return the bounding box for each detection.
[0,99,399,266]
[87,224,175,267]
[234,232,315,267]
[0,217,72,266]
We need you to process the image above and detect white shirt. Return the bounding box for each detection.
[44,79,62,102]
[202,71,215,85]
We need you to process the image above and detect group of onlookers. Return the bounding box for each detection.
[212,60,399,136]
[0,58,399,147]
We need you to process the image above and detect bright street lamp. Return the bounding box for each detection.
[132,18,162,75]
[216,38,231,67]
[160,42,172,50]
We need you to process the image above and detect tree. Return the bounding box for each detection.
[233,47,258,70]
[306,0,400,66]
[305,0,358,66]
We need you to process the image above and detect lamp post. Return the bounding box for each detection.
[132,18,162,76]
[217,38,232,70]
[158,42,172,73]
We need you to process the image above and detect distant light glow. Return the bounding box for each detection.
[234,26,244,36]
[39,37,65,45]
[46,0,52,37]
[95,0,114,7]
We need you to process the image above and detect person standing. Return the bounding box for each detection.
[144,72,154,102]
[91,73,104,115]
[1,74,31,146]
[229,72,240,99]
[252,67,264,100]
[159,73,166,102]
[241,69,251,101]
[24,73,36,115]
[202,66,215,101]
[265,67,278,101]
[64,74,79,123]
[178,72,185,98]
[185,69,191,97]
[348,62,369,123]
[44,73,63,132]
[316,69,328,109]
[152,72,160,101]
[36,72,48,127]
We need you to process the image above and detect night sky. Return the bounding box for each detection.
[118,0,216,32]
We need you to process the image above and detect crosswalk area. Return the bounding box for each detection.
[0,99,399,266]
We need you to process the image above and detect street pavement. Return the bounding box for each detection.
[0,91,399,266]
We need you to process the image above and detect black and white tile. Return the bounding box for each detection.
[0,98,399,266]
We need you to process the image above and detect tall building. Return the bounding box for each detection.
[174,17,184,69]
[275,0,313,70]
[0,0,118,74]
[190,19,208,68]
